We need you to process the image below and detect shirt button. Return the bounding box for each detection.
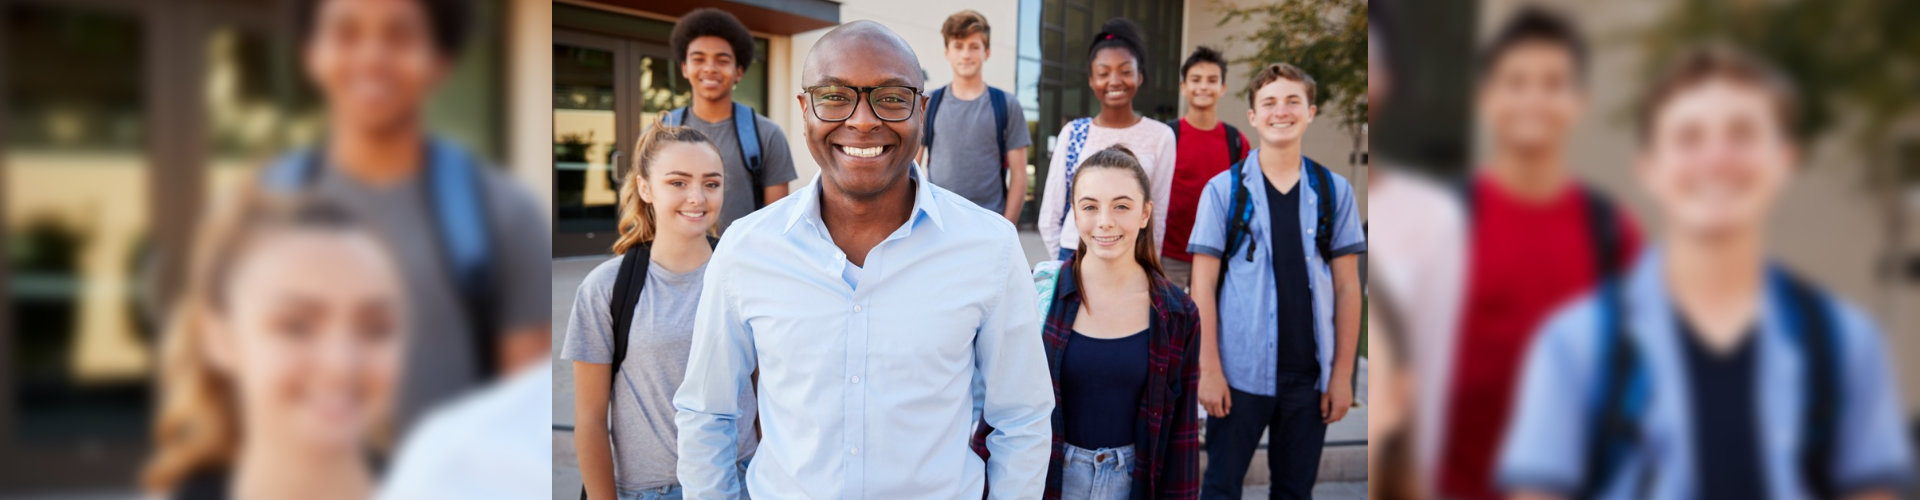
[853,305,864,313]
[850,447,860,455]
[850,375,861,384]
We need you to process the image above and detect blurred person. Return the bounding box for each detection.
[567,124,754,500]
[1163,46,1253,289]
[1498,45,1915,500]
[1038,18,1176,262]
[673,21,1052,499]
[921,10,1031,223]
[1367,285,1418,500]
[658,8,799,231]
[971,145,1202,499]
[142,190,406,500]
[1364,0,1466,493]
[280,0,551,435]
[1189,63,1366,500]
[376,361,549,500]
[1440,8,1642,499]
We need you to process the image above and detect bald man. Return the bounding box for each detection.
[673,21,1053,500]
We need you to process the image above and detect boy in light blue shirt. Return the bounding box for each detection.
[1498,46,1913,500]
[1188,63,1366,500]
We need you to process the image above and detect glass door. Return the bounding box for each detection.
[553,31,625,256]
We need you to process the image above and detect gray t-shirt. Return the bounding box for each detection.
[561,257,758,490]
[678,110,799,233]
[311,159,550,436]
[927,86,1031,213]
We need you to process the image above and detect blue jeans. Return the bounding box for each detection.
[616,460,751,500]
[1060,443,1133,500]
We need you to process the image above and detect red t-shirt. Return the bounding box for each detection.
[1438,172,1642,500]
[1164,117,1250,262]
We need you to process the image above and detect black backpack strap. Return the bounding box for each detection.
[1777,269,1840,498]
[988,87,1011,203]
[1578,278,1649,499]
[1224,123,1243,163]
[1166,118,1182,142]
[1582,185,1623,278]
[607,243,650,380]
[1217,161,1255,297]
[1305,157,1335,258]
[922,86,947,156]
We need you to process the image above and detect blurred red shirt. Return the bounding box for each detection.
[1439,171,1642,500]
[1163,117,1250,262]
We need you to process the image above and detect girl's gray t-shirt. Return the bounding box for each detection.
[561,257,758,490]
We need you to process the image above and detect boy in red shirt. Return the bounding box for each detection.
[1163,46,1251,288]
[1438,8,1642,499]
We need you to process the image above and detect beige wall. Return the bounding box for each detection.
[1182,0,1368,216]
[773,1,1025,185]
[1480,0,1920,408]
[511,0,554,212]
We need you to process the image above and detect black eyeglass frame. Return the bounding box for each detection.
[800,85,924,122]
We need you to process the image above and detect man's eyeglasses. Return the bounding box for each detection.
[802,85,921,122]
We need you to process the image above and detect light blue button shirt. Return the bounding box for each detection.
[1498,248,1915,499]
[674,169,1055,500]
[1186,152,1366,395]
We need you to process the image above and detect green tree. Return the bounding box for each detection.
[1633,0,1920,310]
[1216,0,1369,163]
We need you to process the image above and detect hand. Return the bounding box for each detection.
[1322,383,1353,424]
[1199,370,1232,417]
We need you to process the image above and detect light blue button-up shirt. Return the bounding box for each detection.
[1187,152,1367,395]
[674,169,1055,499]
[1498,248,1915,499]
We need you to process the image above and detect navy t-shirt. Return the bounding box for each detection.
[1267,175,1319,376]
[1061,329,1150,449]
[1679,314,1767,500]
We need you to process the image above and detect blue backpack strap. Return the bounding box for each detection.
[1056,118,1094,228]
[1772,267,1840,499]
[1304,156,1335,258]
[1579,277,1652,500]
[261,148,322,192]
[730,102,766,208]
[1216,160,1255,298]
[663,107,687,127]
[425,137,499,378]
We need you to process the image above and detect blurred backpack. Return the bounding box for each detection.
[1576,268,1841,499]
[262,137,498,378]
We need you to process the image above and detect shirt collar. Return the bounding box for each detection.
[780,163,945,236]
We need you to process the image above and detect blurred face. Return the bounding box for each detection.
[1477,41,1585,155]
[1247,77,1316,147]
[207,230,405,452]
[1638,79,1794,238]
[1182,62,1224,112]
[1073,168,1152,263]
[639,142,726,238]
[304,0,448,134]
[798,33,924,200]
[1368,28,1389,121]
[1090,48,1140,110]
[944,33,989,80]
[683,36,741,103]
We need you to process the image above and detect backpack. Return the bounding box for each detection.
[262,137,498,378]
[1577,267,1840,499]
[580,238,718,500]
[1166,118,1244,168]
[1215,156,1338,296]
[923,86,1013,204]
[1054,117,1095,230]
[665,102,766,209]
